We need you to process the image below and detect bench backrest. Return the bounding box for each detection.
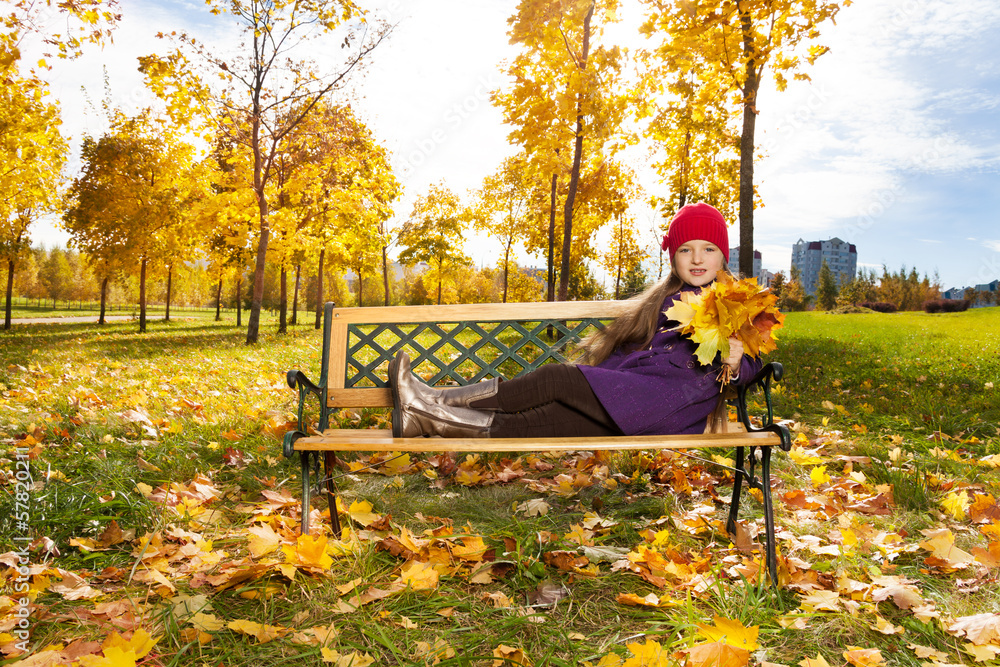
[320,300,632,409]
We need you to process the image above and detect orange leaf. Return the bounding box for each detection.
[686,641,750,667]
[492,644,532,666]
[842,647,884,666]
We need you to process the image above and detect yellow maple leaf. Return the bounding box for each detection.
[347,499,380,526]
[493,644,532,666]
[799,654,833,667]
[246,522,282,558]
[788,446,824,465]
[100,629,158,659]
[383,453,411,475]
[810,466,831,488]
[947,613,1000,645]
[842,647,884,666]
[189,612,224,632]
[685,641,750,667]
[396,560,439,591]
[623,637,671,666]
[77,646,138,667]
[696,616,759,651]
[321,647,376,666]
[282,533,333,570]
[456,468,484,486]
[799,590,841,612]
[413,638,456,665]
[941,491,970,520]
[919,528,975,568]
[227,618,288,643]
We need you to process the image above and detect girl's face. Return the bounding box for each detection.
[673,240,725,286]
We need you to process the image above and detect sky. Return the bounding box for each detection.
[27,0,1000,292]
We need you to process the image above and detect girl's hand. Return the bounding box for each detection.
[725,337,744,374]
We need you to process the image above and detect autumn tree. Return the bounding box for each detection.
[1,64,67,329]
[643,0,850,277]
[815,259,838,310]
[139,1,389,344]
[495,0,631,301]
[637,16,739,220]
[63,110,200,332]
[779,265,808,311]
[1,0,119,67]
[397,184,468,306]
[600,213,648,301]
[471,154,534,303]
[268,102,399,317]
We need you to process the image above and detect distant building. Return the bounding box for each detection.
[727,248,763,282]
[942,281,998,306]
[791,237,857,295]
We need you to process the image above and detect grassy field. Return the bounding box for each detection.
[0,309,998,666]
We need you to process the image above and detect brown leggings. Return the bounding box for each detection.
[470,364,622,438]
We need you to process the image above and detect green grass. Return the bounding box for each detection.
[769,308,1000,444]
[0,309,998,666]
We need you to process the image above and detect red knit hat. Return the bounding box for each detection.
[661,203,730,262]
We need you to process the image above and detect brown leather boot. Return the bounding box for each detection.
[389,352,494,438]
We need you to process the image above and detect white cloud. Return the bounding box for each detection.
[984,240,1000,252]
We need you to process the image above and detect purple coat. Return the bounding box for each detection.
[578,287,762,436]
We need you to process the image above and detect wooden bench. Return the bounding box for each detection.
[283,301,792,584]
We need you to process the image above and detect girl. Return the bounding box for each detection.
[389,202,762,439]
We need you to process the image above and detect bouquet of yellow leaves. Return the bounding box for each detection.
[664,273,785,384]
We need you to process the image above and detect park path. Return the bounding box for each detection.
[6,315,135,324]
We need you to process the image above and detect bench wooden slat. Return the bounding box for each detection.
[328,322,349,392]
[292,428,777,453]
[327,300,632,324]
[328,388,393,408]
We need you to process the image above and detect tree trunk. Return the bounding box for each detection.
[315,248,325,329]
[3,258,13,330]
[738,8,759,280]
[277,265,287,333]
[236,276,243,327]
[246,208,269,344]
[502,245,511,304]
[291,264,300,325]
[215,279,223,321]
[165,265,172,322]
[139,257,147,334]
[558,1,594,302]
[99,276,108,325]
[357,270,364,308]
[547,173,557,301]
[382,246,390,306]
[436,261,443,305]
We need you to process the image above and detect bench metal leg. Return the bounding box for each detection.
[726,446,745,536]
[324,452,342,538]
[300,451,312,535]
[726,445,779,587]
[760,447,778,586]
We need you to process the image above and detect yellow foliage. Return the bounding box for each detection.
[665,274,785,368]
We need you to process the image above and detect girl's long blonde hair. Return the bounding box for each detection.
[576,269,685,366]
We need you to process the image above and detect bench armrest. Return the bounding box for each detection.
[283,369,325,458]
[734,361,792,451]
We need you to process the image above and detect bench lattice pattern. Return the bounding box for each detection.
[345,318,610,388]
